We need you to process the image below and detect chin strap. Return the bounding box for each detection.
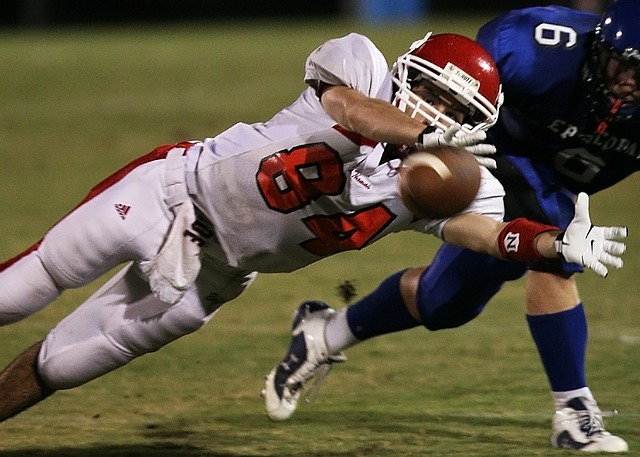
[596,97,623,134]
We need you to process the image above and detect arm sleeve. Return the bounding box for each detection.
[304,33,390,99]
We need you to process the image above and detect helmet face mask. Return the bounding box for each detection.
[391,33,503,133]
[586,0,640,124]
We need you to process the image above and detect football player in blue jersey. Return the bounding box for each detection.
[265,1,636,452]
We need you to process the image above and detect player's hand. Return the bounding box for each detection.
[557,193,628,277]
[416,125,497,168]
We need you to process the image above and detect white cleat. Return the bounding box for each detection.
[262,301,346,421]
[551,397,628,452]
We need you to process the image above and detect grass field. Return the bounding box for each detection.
[1,16,639,456]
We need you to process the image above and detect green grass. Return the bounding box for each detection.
[1,18,639,456]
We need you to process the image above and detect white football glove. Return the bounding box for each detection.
[556,193,627,277]
[416,124,497,169]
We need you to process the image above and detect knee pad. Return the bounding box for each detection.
[416,244,526,331]
[0,251,60,324]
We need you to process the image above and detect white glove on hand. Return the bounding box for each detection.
[416,125,497,169]
[557,193,627,277]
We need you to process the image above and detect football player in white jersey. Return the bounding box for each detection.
[0,32,626,425]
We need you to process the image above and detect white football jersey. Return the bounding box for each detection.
[185,33,504,273]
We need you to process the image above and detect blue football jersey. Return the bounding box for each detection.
[477,6,640,194]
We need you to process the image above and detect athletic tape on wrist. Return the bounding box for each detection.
[497,218,559,262]
[554,231,567,259]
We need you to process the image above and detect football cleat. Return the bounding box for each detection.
[262,301,346,421]
[551,397,628,452]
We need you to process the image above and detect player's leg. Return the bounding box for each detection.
[0,249,256,421]
[263,243,525,421]
[0,251,62,325]
[525,270,585,400]
[407,245,525,329]
[329,244,524,346]
[0,144,188,325]
[0,144,198,421]
[0,157,172,418]
[262,267,422,420]
[0,164,166,325]
[526,270,628,452]
[0,340,53,422]
[38,244,256,390]
[0,263,195,421]
[497,154,628,451]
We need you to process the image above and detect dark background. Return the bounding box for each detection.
[0,0,602,27]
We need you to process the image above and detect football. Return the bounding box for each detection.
[398,146,481,219]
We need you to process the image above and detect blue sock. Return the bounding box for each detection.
[526,304,587,392]
[345,270,420,341]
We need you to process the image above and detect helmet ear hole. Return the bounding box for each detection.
[464,109,483,126]
[407,68,423,85]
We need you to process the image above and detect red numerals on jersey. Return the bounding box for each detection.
[256,142,396,256]
[256,143,345,213]
[301,205,395,256]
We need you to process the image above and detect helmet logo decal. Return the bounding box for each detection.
[442,62,480,97]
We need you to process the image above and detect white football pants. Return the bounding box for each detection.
[0,146,255,389]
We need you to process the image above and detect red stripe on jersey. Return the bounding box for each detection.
[332,124,378,148]
[0,141,196,272]
[81,141,195,202]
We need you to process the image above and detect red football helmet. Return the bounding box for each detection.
[392,33,503,133]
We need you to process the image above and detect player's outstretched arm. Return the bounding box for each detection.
[442,193,627,277]
[319,85,425,146]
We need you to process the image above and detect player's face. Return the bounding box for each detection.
[410,80,467,126]
[604,53,640,104]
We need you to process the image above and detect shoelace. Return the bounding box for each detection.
[577,408,606,437]
[302,362,334,403]
[283,355,346,404]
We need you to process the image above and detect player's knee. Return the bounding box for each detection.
[0,252,61,325]
[420,305,483,331]
[38,337,133,390]
[414,247,526,331]
[416,292,485,331]
[39,253,89,290]
[414,267,488,331]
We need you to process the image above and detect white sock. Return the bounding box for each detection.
[325,308,360,354]
[552,387,595,411]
